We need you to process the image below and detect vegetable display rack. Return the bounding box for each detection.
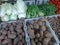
[1,0,49,5]
[1,0,35,5]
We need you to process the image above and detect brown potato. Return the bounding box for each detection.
[31,40,36,45]
[28,30,35,39]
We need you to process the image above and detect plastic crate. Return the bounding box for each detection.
[24,16,60,45]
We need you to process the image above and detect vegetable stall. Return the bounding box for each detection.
[0,0,60,45]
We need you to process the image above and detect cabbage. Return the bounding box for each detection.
[18,13,26,19]
[6,3,12,15]
[1,15,9,21]
[0,0,27,21]
[16,0,27,13]
[10,14,17,20]
[0,3,6,17]
[12,4,18,16]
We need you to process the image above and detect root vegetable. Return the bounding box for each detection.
[43,38,51,45]
[41,26,46,31]
[28,30,35,39]
[35,33,40,38]
[27,18,53,45]
[44,31,52,38]
[31,40,36,45]
[33,22,39,29]
[17,41,23,45]
[8,33,16,39]
[37,42,42,45]
[2,39,11,44]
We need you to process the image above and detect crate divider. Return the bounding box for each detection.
[46,20,60,45]
[23,20,30,45]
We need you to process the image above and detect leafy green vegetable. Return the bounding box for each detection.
[26,4,44,18]
[38,3,56,16]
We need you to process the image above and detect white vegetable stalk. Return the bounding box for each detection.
[10,14,17,20]
[12,5,18,16]
[1,15,9,21]
[16,0,27,13]
[0,0,27,21]
[6,3,12,15]
[18,12,26,19]
[0,3,7,17]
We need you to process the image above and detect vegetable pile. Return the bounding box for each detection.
[49,0,60,14]
[38,3,56,16]
[26,5,44,18]
[49,0,60,19]
[26,3,56,18]
[26,18,55,45]
[47,17,60,40]
[0,19,27,45]
[0,0,27,21]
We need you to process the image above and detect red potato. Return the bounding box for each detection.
[22,32,25,37]
[8,33,16,39]
[2,39,11,44]
[7,42,12,45]
[31,40,36,45]
[17,41,23,45]
[9,25,14,31]
[16,28,23,34]
[18,35,23,41]
[37,42,42,45]
[2,30,7,35]
[0,19,26,45]
[0,40,2,45]
[0,35,5,40]
[14,38,19,45]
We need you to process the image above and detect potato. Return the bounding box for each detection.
[8,33,16,39]
[41,26,46,31]
[35,33,40,38]
[44,31,52,38]
[2,39,11,44]
[37,42,42,45]
[31,40,36,45]
[43,38,51,45]
[28,30,35,39]
[33,22,39,29]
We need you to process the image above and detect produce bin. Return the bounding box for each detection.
[1,0,60,45]
[0,19,27,45]
[24,17,59,45]
[46,14,60,43]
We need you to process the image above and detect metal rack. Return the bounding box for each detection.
[1,0,49,5]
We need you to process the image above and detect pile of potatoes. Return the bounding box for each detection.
[27,18,55,45]
[47,17,60,40]
[0,19,27,45]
